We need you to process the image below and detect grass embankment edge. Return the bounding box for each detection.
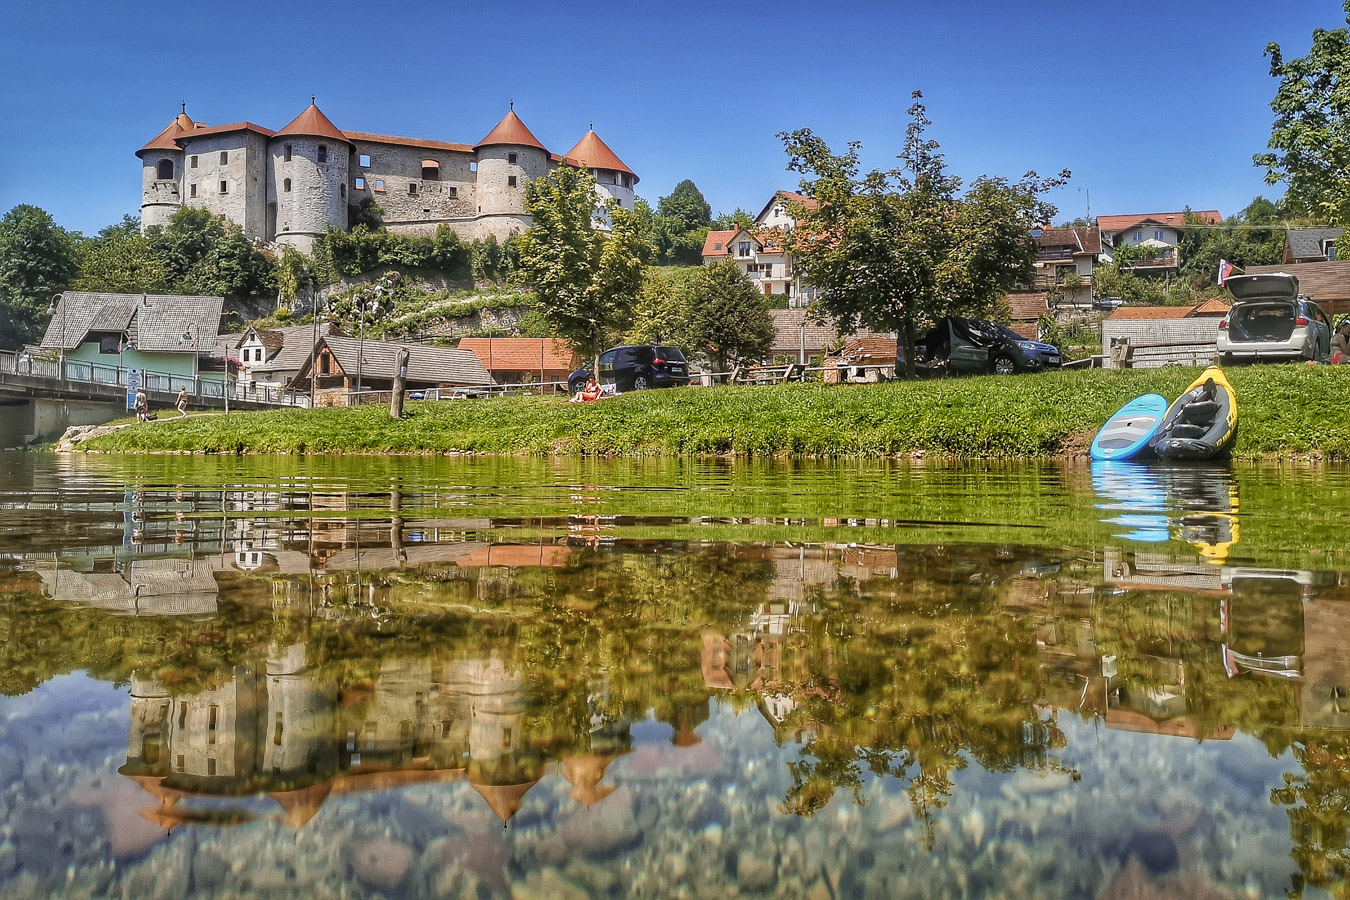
[74,366,1350,460]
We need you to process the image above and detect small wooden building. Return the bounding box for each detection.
[289,335,493,406]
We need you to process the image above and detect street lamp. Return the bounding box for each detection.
[45,294,66,378]
[355,298,380,401]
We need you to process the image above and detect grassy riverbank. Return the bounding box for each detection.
[77,365,1350,459]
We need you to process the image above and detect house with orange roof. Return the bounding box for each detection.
[457,338,580,391]
[701,191,821,307]
[1100,299,1230,368]
[138,102,637,252]
[1096,210,1223,276]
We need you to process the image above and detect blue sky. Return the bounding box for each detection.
[0,0,1342,236]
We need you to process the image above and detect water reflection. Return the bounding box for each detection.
[1091,461,1240,562]
[2,455,1350,897]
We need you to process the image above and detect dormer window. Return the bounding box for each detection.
[157,159,174,180]
[317,145,328,163]
[738,241,751,258]
[713,242,723,251]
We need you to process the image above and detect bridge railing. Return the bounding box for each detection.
[0,350,308,407]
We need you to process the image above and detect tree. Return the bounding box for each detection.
[0,205,77,349]
[658,180,712,233]
[711,208,755,230]
[149,207,275,300]
[1255,3,1350,223]
[73,215,170,294]
[625,266,699,351]
[517,166,652,369]
[689,261,773,372]
[779,93,1068,377]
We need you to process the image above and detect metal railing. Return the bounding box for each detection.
[0,350,308,407]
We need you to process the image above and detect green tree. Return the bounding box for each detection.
[275,246,312,306]
[148,207,276,300]
[779,93,1068,376]
[626,266,696,350]
[1176,204,1283,290]
[658,180,712,233]
[689,260,773,372]
[72,215,170,294]
[711,208,755,230]
[0,205,77,349]
[517,166,651,369]
[1255,2,1350,223]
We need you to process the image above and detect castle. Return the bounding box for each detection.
[137,100,638,253]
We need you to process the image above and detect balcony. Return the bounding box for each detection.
[1121,254,1176,270]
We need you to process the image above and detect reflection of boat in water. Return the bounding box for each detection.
[1090,462,1240,562]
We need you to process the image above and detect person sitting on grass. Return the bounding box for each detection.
[569,376,603,403]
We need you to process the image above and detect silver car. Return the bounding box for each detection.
[1218,273,1331,363]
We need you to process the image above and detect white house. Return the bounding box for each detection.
[1096,210,1222,275]
[701,191,820,307]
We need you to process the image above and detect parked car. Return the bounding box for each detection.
[1217,273,1331,364]
[913,317,1062,375]
[572,345,691,393]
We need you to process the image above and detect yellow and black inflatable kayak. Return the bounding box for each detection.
[1149,366,1238,460]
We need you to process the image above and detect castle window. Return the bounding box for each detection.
[190,155,198,169]
[421,160,439,181]
[469,162,477,172]
[317,144,328,163]
[408,183,418,195]
[508,176,517,187]
[284,144,292,162]
[508,152,517,165]
[447,186,457,198]
[359,154,370,168]
[220,151,228,165]
[190,183,197,198]
[340,183,346,198]
[283,178,291,192]
[374,180,385,192]
[355,177,366,190]
[623,174,633,188]
[156,159,174,180]
[219,180,228,194]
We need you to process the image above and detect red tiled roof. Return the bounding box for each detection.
[702,230,736,258]
[1039,226,1102,255]
[1097,211,1222,233]
[757,190,820,223]
[136,112,195,157]
[1192,299,1231,316]
[475,109,547,152]
[343,132,474,154]
[457,338,579,372]
[562,129,637,182]
[275,103,351,146]
[1008,294,1050,320]
[1107,305,1197,321]
[177,121,276,142]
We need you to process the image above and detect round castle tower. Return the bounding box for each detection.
[473,105,550,241]
[562,126,638,214]
[136,107,195,232]
[269,101,351,253]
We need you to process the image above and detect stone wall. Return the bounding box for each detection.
[140,153,182,231]
[351,140,476,224]
[180,132,268,240]
[475,146,548,218]
[271,137,348,253]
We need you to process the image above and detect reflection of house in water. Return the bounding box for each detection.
[119,647,630,831]
[40,557,218,615]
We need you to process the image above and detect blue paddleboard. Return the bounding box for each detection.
[1090,393,1169,461]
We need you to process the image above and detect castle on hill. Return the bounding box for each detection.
[136,100,638,253]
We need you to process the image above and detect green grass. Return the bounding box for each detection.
[78,365,1350,459]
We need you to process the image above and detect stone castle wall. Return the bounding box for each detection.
[352,141,477,224]
[180,132,268,240]
[271,137,348,253]
[475,146,549,218]
[140,153,182,230]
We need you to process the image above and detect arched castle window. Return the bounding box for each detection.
[157,159,174,180]
[317,145,328,163]
[283,178,291,193]
[421,160,439,181]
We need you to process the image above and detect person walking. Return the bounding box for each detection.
[175,386,188,418]
[134,388,149,423]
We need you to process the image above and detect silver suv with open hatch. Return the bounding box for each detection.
[1218,272,1331,364]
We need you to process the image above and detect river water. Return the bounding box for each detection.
[0,452,1347,899]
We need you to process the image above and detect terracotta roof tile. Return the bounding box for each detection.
[475,109,547,152]
[562,129,637,182]
[178,121,276,142]
[136,115,191,158]
[457,338,579,372]
[275,103,351,146]
[1007,294,1050,320]
[702,230,736,258]
[1097,211,1223,233]
[1106,305,1196,321]
[344,132,473,154]
[1192,299,1231,316]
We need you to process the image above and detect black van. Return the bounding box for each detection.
[580,345,690,392]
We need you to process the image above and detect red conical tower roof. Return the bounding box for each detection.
[276,100,352,146]
[475,107,547,152]
[136,108,195,158]
[562,128,637,183]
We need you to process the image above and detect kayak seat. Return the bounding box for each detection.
[1171,424,1207,439]
[1179,400,1220,425]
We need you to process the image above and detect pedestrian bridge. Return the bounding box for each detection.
[0,349,307,447]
